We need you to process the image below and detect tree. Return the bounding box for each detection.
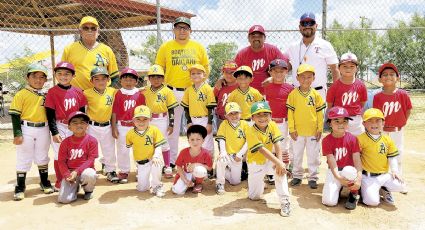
[130,34,162,65]
[207,42,238,86]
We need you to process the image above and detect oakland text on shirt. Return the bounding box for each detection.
[171,49,197,66]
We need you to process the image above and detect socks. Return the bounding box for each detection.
[38,164,50,185]
[162,150,171,167]
[16,172,27,190]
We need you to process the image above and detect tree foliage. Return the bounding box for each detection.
[207,42,238,86]
[130,34,162,65]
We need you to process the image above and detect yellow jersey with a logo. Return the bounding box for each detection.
[287,88,325,136]
[358,132,398,173]
[144,85,178,114]
[62,41,119,90]
[227,87,264,120]
[84,87,117,123]
[181,83,216,117]
[215,120,249,155]
[9,86,47,122]
[126,126,166,161]
[246,121,283,165]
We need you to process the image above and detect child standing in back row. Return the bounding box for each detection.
[214,60,238,128]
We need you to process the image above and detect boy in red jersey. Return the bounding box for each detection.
[214,60,238,128]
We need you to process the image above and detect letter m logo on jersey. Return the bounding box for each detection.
[307,96,315,106]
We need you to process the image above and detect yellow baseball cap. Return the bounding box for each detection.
[189,64,206,73]
[233,65,253,78]
[362,108,385,121]
[133,105,151,119]
[148,64,164,76]
[297,63,315,75]
[225,102,241,115]
[79,16,99,27]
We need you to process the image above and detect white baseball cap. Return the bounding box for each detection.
[339,52,358,65]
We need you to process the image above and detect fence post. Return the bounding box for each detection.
[156,0,162,50]
[322,0,327,39]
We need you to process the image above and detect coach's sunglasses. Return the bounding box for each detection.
[82,26,98,31]
[300,21,316,27]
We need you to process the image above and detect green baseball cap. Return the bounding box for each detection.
[90,66,109,78]
[251,101,272,116]
[173,17,191,27]
[27,63,48,76]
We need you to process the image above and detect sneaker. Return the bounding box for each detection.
[106,171,119,183]
[39,181,54,194]
[216,183,225,195]
[290,178,302,186]
[380,187,395,205]
[345,192,360,210]
[308,180,318,189]
[153,185,165,198]
[207,170,215,179]
[101,163,107,176]
[83,192,93,200]
[280,201,291,217]
[118,172,128,184]
[192,184,203,193]
[164,167,173,179]
[13,186,25,201]
[266,175,275,185]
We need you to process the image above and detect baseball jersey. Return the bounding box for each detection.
[181,83,217,117]
[287,88,325,136]
[235,43,288,93]
[62,41,119,90]
[214,84,238,119]
[126,126,166,161]
[144,84,178,114]
[9,86,47,122]
[155,39,210,89]
[373,89,412,129]
[173,147,213,183]
[228,87,264,120]
[322,132,361,168]
[112,88,145,121]
[57,134,99,178]
[246,121,283,165]
[44,85,87,121]
[264,83,294,118]
[84,87,117,123]
[326,79,367,116]
[215,120,249,155]
[358,132,398,173]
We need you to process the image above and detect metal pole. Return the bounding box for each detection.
[156,0,161,50]
[49,32,56,85]
[322,0,327,39]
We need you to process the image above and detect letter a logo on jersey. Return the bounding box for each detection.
[145,136,153,146]
[246,94,254,102]
[237,128,245,139]
[156,94,166,103]
[307,96,315,106]
[197,92,206,101]
[379,143,386,154]
[105,95,113,106]
[95,54,106,67]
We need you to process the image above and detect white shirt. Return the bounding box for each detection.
[286,36,338,88]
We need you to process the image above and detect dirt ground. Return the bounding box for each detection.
[0,129,425,230]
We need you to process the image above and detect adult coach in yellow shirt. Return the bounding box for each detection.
[62,16,119,90]
[155,17,210,167]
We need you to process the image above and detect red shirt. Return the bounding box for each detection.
[58,134,98,179]
[112,89,145,121]
[373,89,412,128]
[322,132,360,168]
[44,85,87,121]
[326,79,367,116]
[173,147,212,184]
[214,84,238,119]
[235,43,288,93]
[264,83,294,118]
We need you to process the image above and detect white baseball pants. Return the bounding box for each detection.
[150,116,171,152]
[16,125,50,172]
[216,156,242,185]
[291,136,321,181]
[136,161,163,192]
[116,124,133,173]
[168,90,184,164]
[361,173,406,206]
[51,122,73,160]
[322,169,345,206]
[347,115,364,136]
[172,166,206,195]
[58,168,97,204]
[88,124,116,172]
[384,129,404,175]
[191,117,214,155]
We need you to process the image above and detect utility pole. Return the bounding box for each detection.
[322,0,327,39]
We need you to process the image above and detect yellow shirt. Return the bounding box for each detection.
[246,121,283,165]
[215,120,249,155]
[144,85,178,114]
[358,132,398,173]
[84,87,117,123]
[181,83,216,117]
[227,87,264,120]
[287,88,325,136]
[9,86,46,122]
[62,41,119,90]
[126,126,166,161]
[155,39,210,88]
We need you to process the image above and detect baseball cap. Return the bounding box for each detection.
[133,105,151,119]
[90,66,109,78]
[233,66,253,78]
[362,108,385,122]
[378,63,399,77]
[173,17,191,27]
[248,25,265,35]
[300,12,316,22]
[189,64,206,73]
[27,63,48,76]
[251,101,272,116]
[327,106,353,120]
[67,111,90,124]
[120,67,139,79]
[148,64,165,76]
[54,61,75,75]
[268,59,288,70]
[79,16,99,27]
[339,52,358,65]
[225,102,241,115]
[222,60,238,71]
[297,63,315,75]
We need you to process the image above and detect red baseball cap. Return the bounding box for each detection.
[67,111,90,124]
[120,67,139,79]
[378,63,399,77]
[222,60,238,71]
[327,106,352,120]
[54,61,75,75]
[248,25,265,35]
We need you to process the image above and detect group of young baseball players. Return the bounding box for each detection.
[9,46,411,217]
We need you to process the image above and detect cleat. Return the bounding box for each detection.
[164,167,173,179]
[192,184,203,193]
[40,181,54,194]
[308,180,318,189]
[345,192,360,210]
[380,187,395,205]
[216,183,225,195]
[266,175,275,185]
[290,178,302,186]
[280,201,291,217]
[106,171,120,183]
[83,192,93,200]
[118,172,129,184]
[152,185,165,198]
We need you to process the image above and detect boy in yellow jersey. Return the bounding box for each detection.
[84,66,118,183]
[9,64,54,201]
[358,108,405,206]
[287,64,326,189]
[126,105,167,197]
[181,64,217,155]
[246,101,290,217]
[215,102,249,194]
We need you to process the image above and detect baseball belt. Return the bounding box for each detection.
[21,121,47,127]
[362,170,382,177]
[89,121,110,127]
[136,159,150,165]
[314,86,323,90]
[167,85,185,91]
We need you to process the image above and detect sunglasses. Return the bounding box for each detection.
[82,26,98,31]
[174,25,190,31]
[300,21,316,27]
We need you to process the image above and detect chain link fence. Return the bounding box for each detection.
[0,0,424,138]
